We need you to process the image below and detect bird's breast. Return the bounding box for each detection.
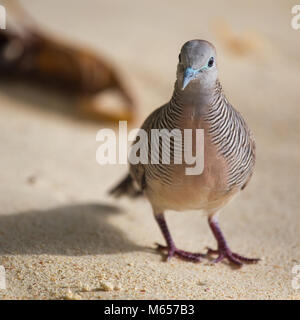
[145,113,234,212]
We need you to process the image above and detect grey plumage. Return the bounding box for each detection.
[110,39,259,265]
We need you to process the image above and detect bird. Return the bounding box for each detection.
[110,39,259,266]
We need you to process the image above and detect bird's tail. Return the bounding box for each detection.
[109,174,143,198]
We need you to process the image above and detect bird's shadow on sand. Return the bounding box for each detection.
[0,203,145,256]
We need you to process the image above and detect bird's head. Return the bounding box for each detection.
[177,40,218,90]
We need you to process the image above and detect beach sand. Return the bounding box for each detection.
[0,0,300,299]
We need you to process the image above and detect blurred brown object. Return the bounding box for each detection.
[0,1,135,123]
[213,19,267,57]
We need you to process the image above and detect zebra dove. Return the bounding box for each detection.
[110,40,259,266]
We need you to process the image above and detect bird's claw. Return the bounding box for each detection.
[156,243,204,263]
[206,247,260,266]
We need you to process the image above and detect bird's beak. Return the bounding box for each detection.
[181,67,197,90]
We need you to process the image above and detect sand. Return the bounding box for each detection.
[0,0,300,300]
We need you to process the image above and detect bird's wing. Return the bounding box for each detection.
[241,130,256,190]
[129,104,167,190]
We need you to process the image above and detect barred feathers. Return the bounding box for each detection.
[204,80,255,190]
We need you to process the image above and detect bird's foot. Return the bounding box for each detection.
[206,247,260,266]
[156,243,204,263]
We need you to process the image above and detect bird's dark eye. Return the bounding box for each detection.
[208,57,214,68]
[178,54,182,63]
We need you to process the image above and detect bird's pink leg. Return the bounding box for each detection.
[206,216,260,266]
[155,213,203,262]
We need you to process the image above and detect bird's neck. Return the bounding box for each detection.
[170,79,223,115]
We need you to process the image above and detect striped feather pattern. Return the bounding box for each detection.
[139,83,184,185]
[131,79,255,191]
[203,81,255,190]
